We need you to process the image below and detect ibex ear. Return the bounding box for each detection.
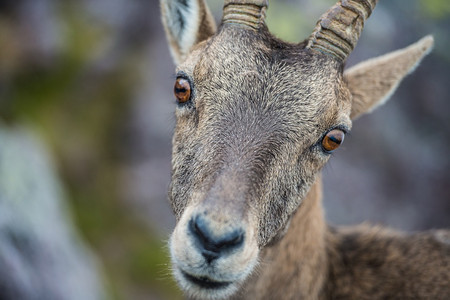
[344,36,434,120]
[161,0,216,64]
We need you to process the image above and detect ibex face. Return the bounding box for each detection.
[161,0,433,298]
[170,28,350,297]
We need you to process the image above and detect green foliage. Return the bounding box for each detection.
[71,185,181,299]
[1,2,178,299]
[420,0,450,19]
[266,2,313,42]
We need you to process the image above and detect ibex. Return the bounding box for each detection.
[160,0,450,299]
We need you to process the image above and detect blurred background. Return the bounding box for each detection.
[0,0,449,299]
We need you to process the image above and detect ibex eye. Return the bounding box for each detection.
[321,129,345,153]
[174,77,191,104]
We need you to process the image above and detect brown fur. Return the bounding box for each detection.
[160,0,449,299]
[235,177,450,299]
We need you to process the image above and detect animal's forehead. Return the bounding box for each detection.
[177,27,352,133]
[195,30,317,79]
[186,28,341,98]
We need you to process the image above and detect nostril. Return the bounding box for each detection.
[189,216,213,248]
[189,216,245,255]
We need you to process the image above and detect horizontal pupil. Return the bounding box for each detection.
[329,136,341,144]
[175,87,187,93]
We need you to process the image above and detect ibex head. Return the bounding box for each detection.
[161,0,433,298]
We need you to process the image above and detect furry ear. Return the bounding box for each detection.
[345,36,434,120]
[161,0,216,64]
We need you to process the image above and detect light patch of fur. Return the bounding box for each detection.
[161,0,216,64]
[345,35,434,119]
[161,0,199,63]
[434,230,450,245]
[178,0,200,57]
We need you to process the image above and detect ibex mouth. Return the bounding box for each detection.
[170,205,259,298]
[181,270,232,289]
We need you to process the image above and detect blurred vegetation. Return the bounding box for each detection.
[420,0,450,19]
[0,0,449,299]
[0,1,180,299]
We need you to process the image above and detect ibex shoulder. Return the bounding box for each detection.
[325,225,450,299]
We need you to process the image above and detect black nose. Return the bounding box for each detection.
[189,216,244,263]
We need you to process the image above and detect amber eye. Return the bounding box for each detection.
[322,129,345,153]
[174,77,191,104]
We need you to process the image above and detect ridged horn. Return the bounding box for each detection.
[222,0,268,30]
[307,0,378,62]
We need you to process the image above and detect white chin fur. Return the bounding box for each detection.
[169,232,259,299]
[169,206,260,299]
[172,266,241,300]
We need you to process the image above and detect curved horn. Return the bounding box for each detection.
[307,0,378,62]
[222,0,268,30]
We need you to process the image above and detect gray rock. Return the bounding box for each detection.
[0,126,106,300]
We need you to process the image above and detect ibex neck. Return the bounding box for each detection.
[242,176,327,299]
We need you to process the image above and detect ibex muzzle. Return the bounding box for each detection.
[161,0,440,299]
